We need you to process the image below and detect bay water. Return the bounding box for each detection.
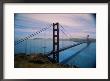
[15,39,96,68]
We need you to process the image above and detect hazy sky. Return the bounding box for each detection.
[14,13,96,39]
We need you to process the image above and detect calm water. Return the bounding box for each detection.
[15,39,96,68]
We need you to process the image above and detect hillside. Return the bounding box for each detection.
[14,54,74,68]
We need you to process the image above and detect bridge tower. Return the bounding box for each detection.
[87,35,90,45]
[53,22,59,63]
[87,35,89,41]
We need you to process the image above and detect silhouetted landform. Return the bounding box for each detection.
[69,38,96,42]
[33,38,96,42]
[33,38,44,40]
[14,53,75,68]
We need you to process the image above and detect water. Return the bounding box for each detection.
[15,39,96,68]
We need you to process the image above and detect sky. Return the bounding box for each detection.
[14,13,96,40]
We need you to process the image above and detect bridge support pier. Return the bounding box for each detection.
[53,22,59,63]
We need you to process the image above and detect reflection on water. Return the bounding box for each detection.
[15,39,96,68]
[61,45,89,64]
[60,43,96,68]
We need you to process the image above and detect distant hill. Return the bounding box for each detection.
[33,38,96,42]
[69,38,96,42]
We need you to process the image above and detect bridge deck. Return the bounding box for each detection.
[46,42,87,56]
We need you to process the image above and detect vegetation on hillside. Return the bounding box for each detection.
[14,53,72,68]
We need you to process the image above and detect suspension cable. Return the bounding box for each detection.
[15,24,52,46]
[59,25,76,45]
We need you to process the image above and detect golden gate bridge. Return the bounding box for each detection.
[15,22,90,63]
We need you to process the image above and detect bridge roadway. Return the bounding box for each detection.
[46,41,88,56]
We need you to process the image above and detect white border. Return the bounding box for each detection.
[4,3,108,79]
